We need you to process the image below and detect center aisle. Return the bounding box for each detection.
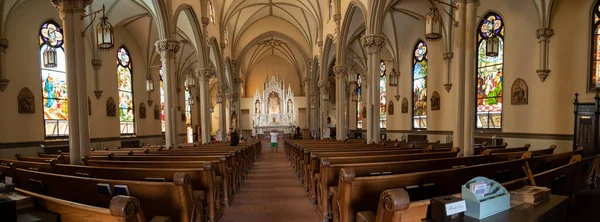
[220,140,320,222]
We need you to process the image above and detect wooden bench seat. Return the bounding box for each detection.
[481,144,532,155]
[0,166,204,222]
[365,153,600,222]
[317,149,578,221]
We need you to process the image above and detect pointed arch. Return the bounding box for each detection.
[412,40,428,129]
[117,46,135,134]
[40,20,67,138]
[476,11,504,129]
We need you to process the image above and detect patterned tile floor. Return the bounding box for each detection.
[220,140,320,222]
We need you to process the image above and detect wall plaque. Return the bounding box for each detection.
[17,87,35,114]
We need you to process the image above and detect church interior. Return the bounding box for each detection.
[1,0,600,221]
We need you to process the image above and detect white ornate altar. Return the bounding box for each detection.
[253,74,296,135]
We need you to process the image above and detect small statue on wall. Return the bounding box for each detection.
[139,102,147,119]
[431,91,440,110]
[388,101,394,115]
[154,105,160,120]
[106,97,116,117]
[401,97,408,113]
[511,78,528,105]
[17,87,35,114]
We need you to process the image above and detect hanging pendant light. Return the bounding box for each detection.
[486,36,500,57]
[146,75,154,92]
[96,5,114,51]
[185,72,196,88]
[425,7,443,41]
[189,96,195,105]
[209,103,214,113]
[43,47,57,68]
[322,92,329,101]
[216,92,223,104]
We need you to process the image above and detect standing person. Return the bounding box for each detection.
[270,130,279,153]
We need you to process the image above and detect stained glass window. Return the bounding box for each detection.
[476,13,504,129]
[185,88,192,125]
[380,61,387,128]
[40,21,68,137]
[117,46,135,134]
[356,74,362,129]
[591,1,600,90]
[413,41,428,129]
[209,0,215,24]
[160,68,165,132]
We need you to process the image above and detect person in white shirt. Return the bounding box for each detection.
[270,130,279,153]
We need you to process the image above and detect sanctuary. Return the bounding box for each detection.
[252,73,296,135]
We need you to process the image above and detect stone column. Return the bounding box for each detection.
[304,79,311,129]
[318,80,330,138]
[333,65,348,140]
[463,0,479,156]
[91,59,102,99]
[196,68,212,144]
[0,39,9,92]
[155,39,180,148]
[360,34,386,144]
[51,0,92,164]
[218,83,227,141]
[453,0,466,154]
[536,28,553,82]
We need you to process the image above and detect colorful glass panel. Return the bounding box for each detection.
[412,41,428,129]
[591,2,600,90]
[476,13,504,129]
[40,21,68,137]
[117,46,135,134]
[380,61,387,128]
[185,89,192,125]
[160,69,165,132]
[356,74,362,129]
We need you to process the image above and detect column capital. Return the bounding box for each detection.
[91,59,102,70]
[195,68,213,81]
[155,40,180,59]
[0,39,8,53]
[0,78,9,92]
[201,17,210,26]
[50,0,91,15]
[536,28,554,41]
[318,81,330,89]
[333,65,349,77]
[233,77,242,85]
[360,34,386,54]
[333,14,342,22]
[442,52,454,61]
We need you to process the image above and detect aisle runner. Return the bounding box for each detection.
[220,140,320,222]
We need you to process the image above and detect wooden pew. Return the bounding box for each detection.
[480,144,530,155]
[365,153,598,222]
[18,188,147,222]
[332,158,536,222]
[318,150,578,221]
[0,166,202,221]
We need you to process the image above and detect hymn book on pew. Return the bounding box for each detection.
[509,186,550,204]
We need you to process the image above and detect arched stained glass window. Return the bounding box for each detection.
[185,88,192,125]
[40,21,68,137]
[590,1,600,90]
[356,74,362,129]
[209,0,215,24]
[412,40,428,129]
[117,46,135,134]
[160,68,165,132]
[380,61,387,128]
[476,12,504,129]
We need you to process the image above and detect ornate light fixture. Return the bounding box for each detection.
[209,103,214,113]
[184,72,196,88]
[486,36,500,57]
[425,7,443,41]
[216,92,223,103]
[389,69,400,86]
[322,92,329,101]
[83,5,114,51]
[189,96,195,105]
[347,72,358,84]
[145,75,154,92]
[43,47,57,68]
